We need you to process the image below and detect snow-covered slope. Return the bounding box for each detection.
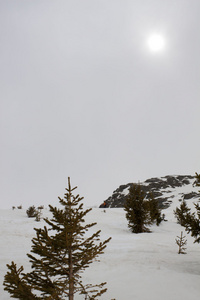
[1,189,200,300]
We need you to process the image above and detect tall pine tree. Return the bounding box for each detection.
[148,193,162,226]
[4,178,112,299]
[124,184,152,233]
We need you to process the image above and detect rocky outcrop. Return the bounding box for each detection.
[100,175,200,209]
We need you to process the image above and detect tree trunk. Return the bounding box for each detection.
[68,248,74,300]
[68,177,74,300]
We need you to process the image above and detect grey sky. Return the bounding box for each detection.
[1,0,200,209]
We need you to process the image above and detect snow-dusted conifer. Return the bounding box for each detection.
[4,178,112,299]
[124,184,152,233]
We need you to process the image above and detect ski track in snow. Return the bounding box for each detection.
[0,190,200,300]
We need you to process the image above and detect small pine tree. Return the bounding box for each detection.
[35,210,42,222]
[26,206,38,218]
[3,262,38,300]
[4,178,112,299]
[124,184,152,233]
[174,200,191,226]
[176,231,187,254]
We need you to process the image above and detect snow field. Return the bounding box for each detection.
[0,201,200,300]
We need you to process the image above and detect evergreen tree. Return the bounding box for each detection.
[26,206,41,221]
[26,206,38,218]
[124,184,152,233]
[174,200,191,226]
[148,193,162,226]
[174,172,200,244]
[175,231,187,254]
[184,202,200,244]
[3,262,38,300]
[4,178,112,299]
[194,172,200,187]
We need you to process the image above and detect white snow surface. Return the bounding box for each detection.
[1,194,200,299]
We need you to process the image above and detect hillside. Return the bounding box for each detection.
[100,175,200,208]
[0,179,200,300]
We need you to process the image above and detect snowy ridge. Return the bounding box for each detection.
[100,175,200,209]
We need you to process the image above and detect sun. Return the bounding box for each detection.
[147,34,165,52]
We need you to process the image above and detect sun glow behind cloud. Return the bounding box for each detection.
[147,33,166,52]
[0,0,200,210]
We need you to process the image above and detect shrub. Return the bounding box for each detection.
[26,206,38,218]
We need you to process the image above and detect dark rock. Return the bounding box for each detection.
[100,175,198,209]
[183,192,200,200]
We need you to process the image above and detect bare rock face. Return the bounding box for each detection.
[100,175,200,209]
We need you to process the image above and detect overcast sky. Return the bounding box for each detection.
[1,0,200,209]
